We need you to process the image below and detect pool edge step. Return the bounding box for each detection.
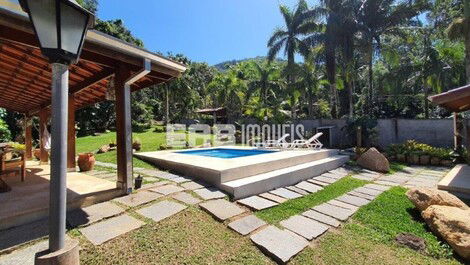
[220,155,349,200]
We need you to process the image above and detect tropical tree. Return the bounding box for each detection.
[357,0,426,112]
[267,0,320,118]
[446,0,470,82]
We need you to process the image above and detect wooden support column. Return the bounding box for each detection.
[24,115,33,160]
[115,66,133,193]
[67,95,76,171]
[454,112,463,151]
[39,109,49,164]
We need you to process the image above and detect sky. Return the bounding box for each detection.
[98,0,310,65]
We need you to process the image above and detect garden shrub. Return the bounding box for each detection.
[386,140,452,161]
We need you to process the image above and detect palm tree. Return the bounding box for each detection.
[304,0,359,118]
[294,51,323,118]
[446,0,470,82]
[357,0,426,112]
[247,62,280,109]
[267,0,320,119]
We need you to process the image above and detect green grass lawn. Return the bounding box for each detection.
[76,127,212,169]
[255,177,368,224]
[289,186,460,264]
[72,205,273,265]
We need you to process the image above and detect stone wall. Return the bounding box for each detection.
[297,118,469,149]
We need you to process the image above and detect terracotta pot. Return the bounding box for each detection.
[33,149,41,160]
[397,154,406,163]
[440,159,453,167]
[419,155,430,165]
[78,153,95,172]
[430,157,441,166]
[407,154,420,165]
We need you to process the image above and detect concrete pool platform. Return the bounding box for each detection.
[134,146,349,199]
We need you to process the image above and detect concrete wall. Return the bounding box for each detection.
[298,118,468,149]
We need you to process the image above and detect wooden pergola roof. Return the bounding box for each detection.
[195,107,227,117]
[428,84,470,113]
[0,3,186,114]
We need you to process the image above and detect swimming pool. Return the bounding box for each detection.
[176,148,277,159]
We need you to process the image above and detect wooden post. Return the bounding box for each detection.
[115,66,133,193]
[67,95,76,171]
[39,109,49,164]
[356,126,362,148]
[24,115,33,160]
[454,112,463,151]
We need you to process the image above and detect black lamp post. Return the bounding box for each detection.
[19,0,94,254]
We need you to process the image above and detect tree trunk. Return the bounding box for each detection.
[424,84,429,119]
[368,43,374,113]
[348,78,354,118]
[308,88,314,119]
[465,32,470,83]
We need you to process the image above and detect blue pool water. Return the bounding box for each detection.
[176,148,276,159]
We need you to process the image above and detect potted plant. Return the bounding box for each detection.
[78,153,95,172]
[419,154,430,165]
[132,138,142,151]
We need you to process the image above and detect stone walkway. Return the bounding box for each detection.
[0,164,449,265]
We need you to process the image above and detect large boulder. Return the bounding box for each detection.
[422,205,470,260]
[406,188,469,212]
[357,147,390,173]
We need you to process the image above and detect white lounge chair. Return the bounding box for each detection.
[254,134,290,148]
[288,132,323,150]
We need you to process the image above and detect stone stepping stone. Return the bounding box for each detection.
[237,196,278,210]
[322,172,343,179]
[336,194,370,207]
[194,187,226,200]
[199,199,246,221]
[302,209,341,228]
[158,172,181,180]
[312,203,354,221]
[313,176,337,184]
[171,176,192,183]
[269,188,302,199]
[327,200,359,211]
[348,191,375,201]
[171,192,201,205]
[250,225,309,264]
[67,201,125,227]
[352,174,375,181]
[354,187,383,196]
[181,181,206,190]
[259,192,288,204]
[295,181,322,193]
[329,168,349,176]
[286,186,309,195]
[364,183,391,191]
[228,215,266,235]
[141,180,169,190]
[113,191,162,207]
[150,184,185,195]
[280,215,329,240]
[137,169,165,177]
[136,200,187,222]
[307,179,329,187]
[378,175,410,184]
[80,214,144,245]
[374,180,400,187]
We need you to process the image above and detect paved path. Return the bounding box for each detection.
[0,164,449,265]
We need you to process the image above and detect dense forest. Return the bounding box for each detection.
[1,0,469,140]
